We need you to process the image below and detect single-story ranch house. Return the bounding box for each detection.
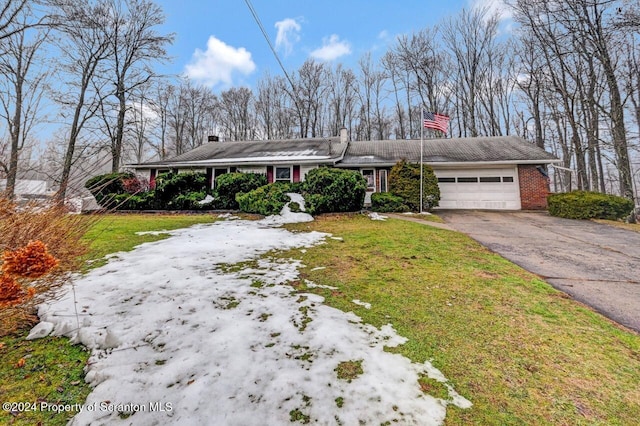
[129,130,559,210]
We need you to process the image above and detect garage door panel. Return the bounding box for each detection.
[434,167,521,210]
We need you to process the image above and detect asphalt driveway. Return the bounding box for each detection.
[439,211,640,333]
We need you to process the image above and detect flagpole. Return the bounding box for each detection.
[420,108,424,214]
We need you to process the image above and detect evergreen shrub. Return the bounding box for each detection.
[548,191,634,220]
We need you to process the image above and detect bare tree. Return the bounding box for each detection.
[126,83,154,163]
[0,10,49,198]
[50,0,112,201]
[442,7,499,137]
[184,81,218,148]
[166,82,188,156]
[326,64,357,139]
[515,35,546,148]
[98,0,173,172]
[512,0,634,199]
[0,0,27,42]
[286,59,328,138]
[381,51,410,139]
[255,73,295,139]
[219,87,254,141]
[356,53,390,140]
[148,80,171,159]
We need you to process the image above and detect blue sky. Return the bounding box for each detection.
[154,0,509,90]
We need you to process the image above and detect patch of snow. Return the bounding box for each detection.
[330,236,344,241]
[197,194,214,205]
[135,230,171,236]
[31,212,470,425]
[304,279,338,290]
[217,213,239,220]
[261,193,313,225]
[352,299,372,309]
[309,266,326,271]
[25,321,54,340]
[369,212,388,221]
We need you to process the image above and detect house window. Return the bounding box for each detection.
[479,177,501,183]
[502,176,514,183]
[457,177,478,183]
[379,170,388,192]
[275,166,292,182]
[437,177,456,183]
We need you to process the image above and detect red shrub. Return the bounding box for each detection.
[122,177,150,194]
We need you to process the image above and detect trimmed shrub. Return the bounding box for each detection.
[302,167,367,215]
[371,192,410,212]
[214,173,268,210]
[171,191,210,210]
[236,184,289,216]
[388,160,440,211]
[85,172,137,205]
[289,201,301,213]
[154,171,208,205]
[548,191,634,220]
[275,181,304,193]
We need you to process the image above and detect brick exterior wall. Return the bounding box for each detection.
[518,165,550,210]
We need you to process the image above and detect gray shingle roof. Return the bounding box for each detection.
[137,137,346,166]
[339,136,558,166]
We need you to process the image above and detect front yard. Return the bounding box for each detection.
[286,215,640,424]
[1,213,639,425]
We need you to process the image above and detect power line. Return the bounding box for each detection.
[243,0,301,110]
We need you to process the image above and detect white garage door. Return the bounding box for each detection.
[434,168,521,210]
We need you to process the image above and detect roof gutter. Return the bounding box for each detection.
[335,158,561,168]
[127,158,342,169]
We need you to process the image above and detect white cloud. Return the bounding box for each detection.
[275,18,301,56]
[184,36,256,88]
[310,34,351,62]
[378,30,390,40]
[470,0,513,21]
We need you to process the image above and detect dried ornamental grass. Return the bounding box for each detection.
[0,197,97,335]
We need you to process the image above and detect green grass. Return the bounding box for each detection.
[0,331,89,426]
[0,213,218,426]
[283,214,640,425]
[594,219,640,233]
[81,213,219,269]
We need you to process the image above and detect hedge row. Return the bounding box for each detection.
[548,191,634,220]
[371,193,409,212]
[85,171,266,211]
[235,168,367,216]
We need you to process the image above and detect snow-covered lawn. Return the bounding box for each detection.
[30,198,470,425]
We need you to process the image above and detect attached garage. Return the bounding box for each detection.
[434,167,521,210]
[338,136,559,210]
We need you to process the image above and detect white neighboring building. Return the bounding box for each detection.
[0,179,49,198]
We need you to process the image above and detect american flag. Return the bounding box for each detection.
[423,111,450,133]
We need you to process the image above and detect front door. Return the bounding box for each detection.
[361,169,375,205]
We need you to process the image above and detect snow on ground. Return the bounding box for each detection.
[31,207,470,425]
[352,299,372,310]
[368,212,388,221]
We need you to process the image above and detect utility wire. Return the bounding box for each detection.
[243,0,302,113]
